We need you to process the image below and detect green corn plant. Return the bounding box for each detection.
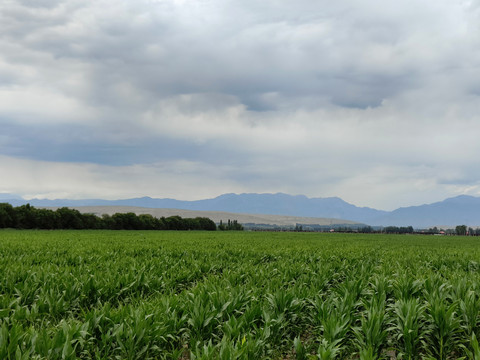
[353,295,388,359]
[223,287,251,316]
[13,346,31,360]
[10,305,30,323]
[81,304,119,357]
[110,307,172,360]
[316,339,342,360]
[423,295,461,360]
[317,300,350,355]
[309,290,355,329]
[358,346,376,360]
[260,308,286,347]
[321,313,350,346]
[241,302,263,329]
[370,275,391,300]
[392,273,423,301]
[238,333,267,359]
[12,273,40,308]
[38,320,90,360]
[423,275,451,302]
[309,294,329,326]
[222,316,246,339]
[460,332,480,359]
[293,336,308,360]
[266,290,303,322]
[0,323,25,359]
[190,339,216,360]
[335,278,365,306]
[218,337,240,360]
[389,298,425,360]
[207,288,234,325]
[451,276,470,302]
[157,298,188,349]
[164,347,187,360]
[81,274,99,307]
[459,290,480,337]
[36,288,68,320]
[310,278,363,357]
[219,332,267,360]
[332,292,357,323]
[28,327,51,358]
[186,293,217,343]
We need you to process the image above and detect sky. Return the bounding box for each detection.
[1,0,480,210]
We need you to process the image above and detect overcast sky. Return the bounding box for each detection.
[1,0,480,210]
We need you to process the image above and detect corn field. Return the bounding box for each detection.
[1,230,480,359]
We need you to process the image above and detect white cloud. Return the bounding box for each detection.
[0,155,248,200]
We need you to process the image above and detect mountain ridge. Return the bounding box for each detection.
[1,193,479,228]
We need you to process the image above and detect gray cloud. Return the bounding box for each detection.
[1,0,480,209]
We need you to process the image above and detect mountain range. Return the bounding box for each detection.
[1,192,479,228]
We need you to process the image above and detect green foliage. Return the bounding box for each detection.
[353,294,388,358]
[383,226,414,234]
[390,298,425,359]
[0,231,479,358]
[0,203,217,230]
[423,296,461,360]
[218,219,244,231]
[456,225,468,235]
[461,332,480,359]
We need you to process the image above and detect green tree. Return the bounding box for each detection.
[195,217,217,231]
[138,214,157,230]
[35,209,59,229]
[164,216,184,230]
[14,204,36,228]
[82,213,102,229]
[0,203,15,228]
[456,225,467,236]
[111,212,141,230]
[218,220,225,231]
[56,207,84,229]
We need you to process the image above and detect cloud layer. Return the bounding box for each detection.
[1,0,480,209]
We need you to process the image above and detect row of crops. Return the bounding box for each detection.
[1,230,480,359]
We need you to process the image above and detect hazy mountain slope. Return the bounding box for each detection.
[147,193,387,223]
[3,193,480,227]
[4,193,386,224]
[370,195,480,227]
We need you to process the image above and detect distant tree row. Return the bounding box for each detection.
[217,219,243,231]
[455,225,480,236]
[310,226,414,234]
[383,226,414,234]
[0,203,217,231]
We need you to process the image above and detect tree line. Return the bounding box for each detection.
[218,219,244,231]
[0,203,217,231]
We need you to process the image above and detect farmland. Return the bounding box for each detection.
[1,231,480,359]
